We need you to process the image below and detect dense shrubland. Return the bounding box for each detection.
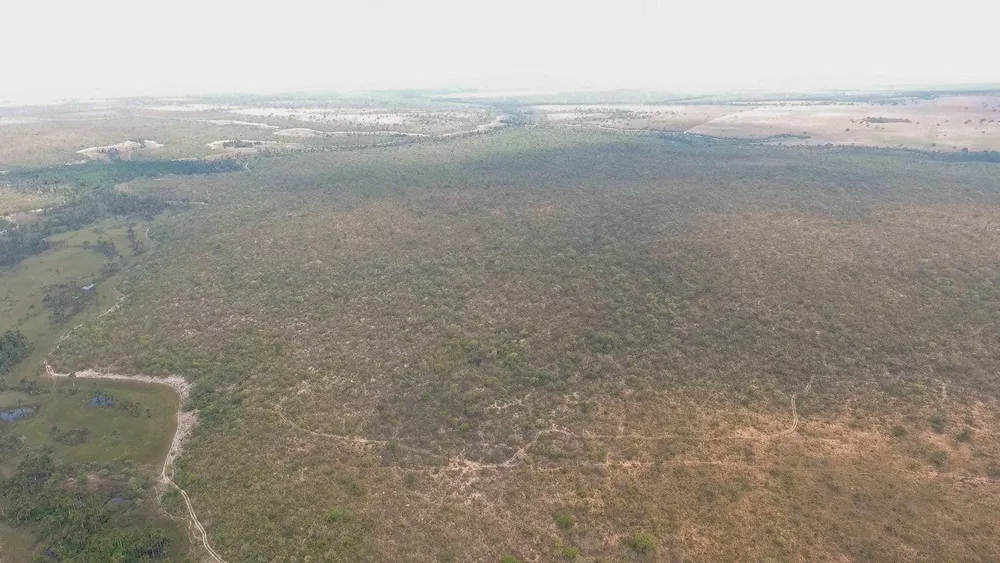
[42,129,1000,561]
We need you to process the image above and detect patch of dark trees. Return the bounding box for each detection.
[1,453,172,561]
[0,329,33,374]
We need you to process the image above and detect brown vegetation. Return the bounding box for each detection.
[34,127,1000,561]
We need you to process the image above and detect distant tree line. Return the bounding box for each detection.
[6,159,243,189]
[861,116,912,124]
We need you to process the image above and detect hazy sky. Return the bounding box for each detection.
[3,0,998,100]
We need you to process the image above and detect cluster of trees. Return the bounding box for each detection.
[8,159,243,189]
[0,192,163,267]
[92,238,119,258]
[1,453,171,562]
[1,158,243,268]
[0,229,51,267]
[0,329,32,374]
[127,224,144,255]
[42,283,98,324]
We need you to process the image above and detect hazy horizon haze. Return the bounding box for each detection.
[3,0,999,101]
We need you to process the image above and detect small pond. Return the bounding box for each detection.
[88,393,117,408]
[0,407,36,422]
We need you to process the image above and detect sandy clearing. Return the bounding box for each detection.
[146,104,231,112]
[0,208,48,225]
[273,127,414,138]
[273,127,430,138]
[0,116,42,125]
[544,111,611,121]
[46,365,192,397]
[77,140,164,160]
[541,96,1000,152]
[534,103,694,113]
[273,127,326,138]
[232,108,409,125]
[683,96,1000,151]
[198,119,280,129]
[438,115,509,138]
[534,104,737,131]
[270,118,506,140]
[206,139,298,150]
[229,107,488,132]
[331,130,428,137]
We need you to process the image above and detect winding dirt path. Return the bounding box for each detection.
[277,390,807,477]
[767,394,799,439]
[45,365,226,563]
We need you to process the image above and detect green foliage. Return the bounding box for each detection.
[625,532,657,554]
[7,159,243,189]
[955,428,973,443]
[343,478,363,495]
[890,425,908,438]
[500,556,521,563]
[0,329,33,374]
[930,415,947,434]
[554,513,574,530]
[42,283,99,324]
[1,159,241,267]
[325,508,348,523]
[0,453,170,561]
[559,545,580,559]
[0,191,165,267]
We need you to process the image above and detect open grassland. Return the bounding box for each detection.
[39,128,1000,561]
[0,188,63,216]
[0,163,201,560]
[0,379,190,562]
[0,217,152,379]
[10,379,178,466]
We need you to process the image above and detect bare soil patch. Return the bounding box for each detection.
[535,95,1000,152]
[77,139,164,161]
